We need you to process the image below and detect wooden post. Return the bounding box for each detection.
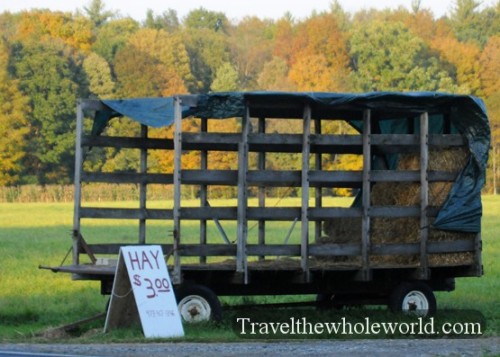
[419,112,429,279]
[301,105,311,280]
[200,118,208,263]
[172,97,182,284]
[360,109,372,281]
[139,125,148,245]
[73,100,85,265]
[237,105,250,282]
[258,117,266,261]
[314,118,322,242]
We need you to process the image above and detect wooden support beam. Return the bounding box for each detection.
[258,117,266,261]
[73,100,85,265]
[139,125,147,245]
[419,112,430,279]
[314,118,322,242]
[359,109,372,281]
[237,105,250,283]
[301,105,311,280]
[200,118,208,264]
[172,97,182,284]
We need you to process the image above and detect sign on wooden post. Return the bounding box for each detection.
[104,245,184,338]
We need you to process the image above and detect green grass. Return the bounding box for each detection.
[0,196,498,341]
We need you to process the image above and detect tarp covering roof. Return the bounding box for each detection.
[94,92,490,233]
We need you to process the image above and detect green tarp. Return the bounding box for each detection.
[94,92,490,233]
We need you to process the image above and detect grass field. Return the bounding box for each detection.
[0,196,498,341]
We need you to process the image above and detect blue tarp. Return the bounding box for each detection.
[94,92,490,233]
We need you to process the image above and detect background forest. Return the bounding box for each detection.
[0,0,499,197]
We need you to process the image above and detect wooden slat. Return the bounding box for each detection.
[178,244,236,256]
[428,134,465,146]
[82,135,171,150]
[80,169,458,188]
[183,170,237,185]
[248,170,301,186]
[80,207,173,219]
[371,170,457,182]
[81,132,464,153]
[370,206,440,217]
[309,171,362,186]
[308,207,363,219]
[84,239,475,257]
[427,239,475,253]
[247,207,300,221]
[309,244,361,256]
[180,207,236,220]
[247,244,301,256]
[82,172,173,184]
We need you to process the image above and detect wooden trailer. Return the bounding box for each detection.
[44,92,490,321]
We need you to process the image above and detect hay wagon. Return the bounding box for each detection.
[44,92,490,321]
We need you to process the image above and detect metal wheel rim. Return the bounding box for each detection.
[178,294,212,323]
[402,290,429,315]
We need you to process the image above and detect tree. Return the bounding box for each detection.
[12,40,89,184]
[83,52,115,98]
[92,18,139,63]
[184,8,228,32]
[349,20,458,92]
[0,39,30,186]
[113,28,190,97]
[144,9,180,32]
[387,6,436,43]
[228,16,274,89]
[288,54,337,91]
[15,10,94,52]
[83,0,115,28]
[210,62,239,92]
[431,33,481,94]
[288,14,351,91]
[257,56,293,91]
[272,15,295,65]
[182,27,231,93]
[479,36,500,97]
[448,0,499,46]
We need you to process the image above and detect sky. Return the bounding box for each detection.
[0,0,497,22]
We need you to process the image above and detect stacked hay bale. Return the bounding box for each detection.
[319,147,475,266]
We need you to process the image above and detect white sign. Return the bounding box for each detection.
[105,245,184,338]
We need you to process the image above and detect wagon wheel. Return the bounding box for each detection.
[174,283,222,323]
[389,282,436,317]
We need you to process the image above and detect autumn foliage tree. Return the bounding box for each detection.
[0,39,30,186]
[0,0,499,189]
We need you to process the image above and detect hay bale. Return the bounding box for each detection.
[321,217,361,244]
[319,147,473,267]
[428,252,474,266]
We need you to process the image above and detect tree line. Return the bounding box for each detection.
[0,0,499,193]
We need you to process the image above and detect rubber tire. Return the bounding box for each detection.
[174,284,222,323]
[389,282,436,316]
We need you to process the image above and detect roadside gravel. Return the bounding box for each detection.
[1,338,499,357]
